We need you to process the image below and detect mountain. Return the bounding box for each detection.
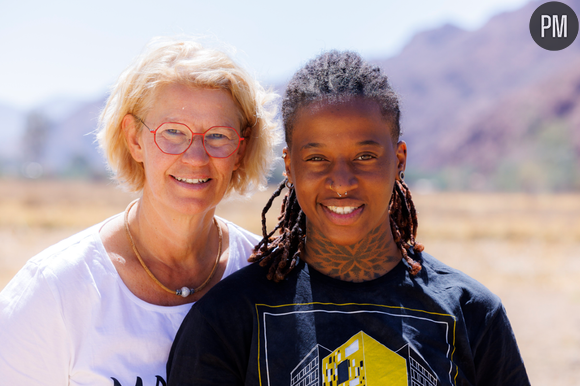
[373,0,580,190]
[3,97,108,179]
[445,58,580,191]
[39,97,108,177]
[3,0,580,191]
[0,103,26,161]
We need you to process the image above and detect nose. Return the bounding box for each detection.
[181,135,210,165]
[326,158,358,194]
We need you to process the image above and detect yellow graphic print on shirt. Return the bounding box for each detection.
[290,331,438,386]
[256,302,454,386]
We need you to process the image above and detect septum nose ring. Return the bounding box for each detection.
[331,183,348,197]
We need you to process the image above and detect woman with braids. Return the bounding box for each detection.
[167,51,530,386]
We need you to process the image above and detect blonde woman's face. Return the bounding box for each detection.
[125,84,245,217]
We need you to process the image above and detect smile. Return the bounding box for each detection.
[173,176,210,184]
[325,205,361,215]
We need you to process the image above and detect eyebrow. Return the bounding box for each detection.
[300,140,382,151]
[159,116,239,129]
[357,140,382,147]
[300,142,324,151]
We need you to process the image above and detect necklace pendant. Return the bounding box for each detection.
[124,199,223,299]
[177,287,192,297]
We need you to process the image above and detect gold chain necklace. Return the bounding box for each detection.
[123,199,222,298]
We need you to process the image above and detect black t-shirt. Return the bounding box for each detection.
[167,252,530,386]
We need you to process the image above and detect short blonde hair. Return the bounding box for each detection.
[97,37,280,195]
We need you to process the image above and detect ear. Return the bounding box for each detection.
[232,136,247,171]
[123,114,144,163]
[282,147,293,185]
[396,140,407,175]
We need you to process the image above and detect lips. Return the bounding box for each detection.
[325,205,361,215]
[320,203,364,225]
[172,176,210,184]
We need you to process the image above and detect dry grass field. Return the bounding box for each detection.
[1,178,579,385]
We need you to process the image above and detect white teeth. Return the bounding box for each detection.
[326,206,359,215]
[174,176,209,184]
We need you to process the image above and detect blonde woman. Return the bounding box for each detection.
[0,37,279,385]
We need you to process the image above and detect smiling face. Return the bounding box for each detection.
[284,97,406,247]
[124,84,245,217]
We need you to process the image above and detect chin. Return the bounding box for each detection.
[170,195,215,214]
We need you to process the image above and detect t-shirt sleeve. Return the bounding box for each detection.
[472,304,530,386]
[0,261,70,385]
[166,306,247,386]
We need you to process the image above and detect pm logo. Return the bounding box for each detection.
[530,1,579,50]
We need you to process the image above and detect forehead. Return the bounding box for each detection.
[290,98,395,151]
[148,84,242,125]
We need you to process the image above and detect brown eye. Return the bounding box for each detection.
[356,154,375,160]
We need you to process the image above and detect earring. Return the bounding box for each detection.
[285,180,294,189]
[399,171,405,181]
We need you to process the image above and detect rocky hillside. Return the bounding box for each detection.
[2,0,579,191]
[374,0,580,191]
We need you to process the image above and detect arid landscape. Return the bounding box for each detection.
[1,178,579,385]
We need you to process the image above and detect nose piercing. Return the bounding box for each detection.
[331,182,348,197]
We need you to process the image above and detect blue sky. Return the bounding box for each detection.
[0,0,531,109]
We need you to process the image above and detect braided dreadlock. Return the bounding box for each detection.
[248,180,307,281]
[249,51,424,281]
[390,179,424,275]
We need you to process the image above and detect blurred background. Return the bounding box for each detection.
[1,0,579,384]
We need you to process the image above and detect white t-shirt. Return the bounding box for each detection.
[0,215,259,386]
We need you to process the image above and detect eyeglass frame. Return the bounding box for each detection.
[133,115,245,159]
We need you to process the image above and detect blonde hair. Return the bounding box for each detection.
[97,37,280,195]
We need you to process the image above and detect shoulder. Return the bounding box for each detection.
[198,262,270,306]
[168,263,275,383]
[419,252,500,303]
[14,222,108,278]
[218,217,261,275]
[419,252,497,298]
[1,220,115,311]
[0,220,115,357]
[219,217,261,246]
[193,259,299,320]
[175,262,272,352]
[416,251,505,329]
[416,253,529,384]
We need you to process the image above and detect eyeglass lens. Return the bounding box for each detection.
[154,123,241,158]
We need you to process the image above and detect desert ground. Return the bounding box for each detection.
[1,178,579,385]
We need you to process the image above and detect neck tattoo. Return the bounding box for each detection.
[123,199,222,298]
[304,222,400,282]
